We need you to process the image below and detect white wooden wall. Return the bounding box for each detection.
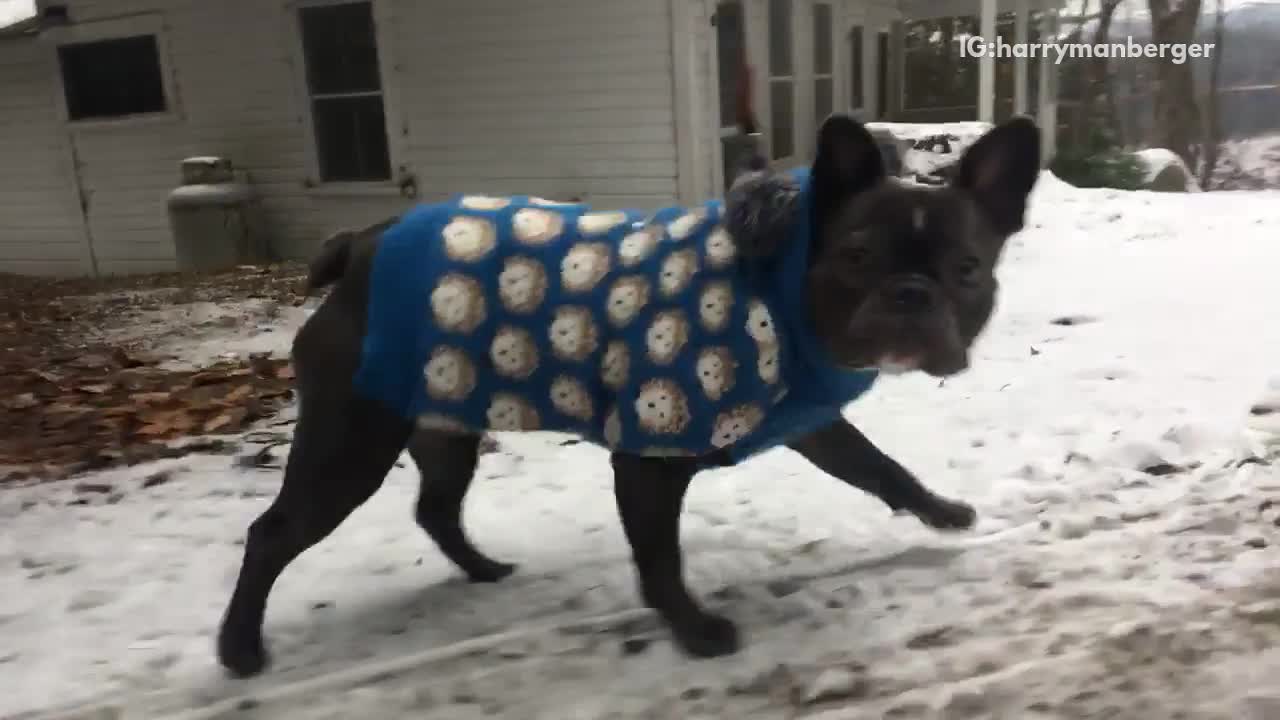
[0,0,684,276]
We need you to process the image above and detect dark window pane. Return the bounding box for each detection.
[300,2,381,95]
[770,80,794,159]
[58,35,166,120]
[815,76,833,125]
[769,0,792,76]
[716,1,745,128]
[813,4,832,74]
[877,31,889,119]
[313,96,391,181]
[722,138,734,190]
[850,26,863,109]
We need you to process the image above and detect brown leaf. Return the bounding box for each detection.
[136,424,166,438]
[111,347,147,368]
[223,384,253,404]
[132,392,173,405]
[248,354,277,378]
[189,367,250,386]
[203,408,247,434]
[5,393,39,410]
[67,354,112,370]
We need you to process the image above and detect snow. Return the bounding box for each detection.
[0,0,36,30]
[867,121,994,178]
[1216,132,1280,188]
[5,174,1280,718]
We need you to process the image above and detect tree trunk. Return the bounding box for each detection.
[1199,0,1226,189]
[1060,0,1092,148]
[1086,0,1123,142]
[1147,0,1203,170]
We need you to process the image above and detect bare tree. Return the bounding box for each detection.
[1147,0,1204,169]
[1199,0,1226,188]
[1086,0,1124,140]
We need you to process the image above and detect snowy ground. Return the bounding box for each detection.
[4,173,1280,719]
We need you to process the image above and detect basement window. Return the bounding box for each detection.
[298,1,392,182]
[58,35,167,121]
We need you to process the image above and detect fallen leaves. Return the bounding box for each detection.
[1,351,295,483]
[0,263,309,485]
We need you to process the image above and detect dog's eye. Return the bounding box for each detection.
[841,246,869,266]
[956,256,981,282]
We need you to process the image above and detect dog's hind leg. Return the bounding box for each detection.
[408,430,516,583]
[217,389,411,678]
[217,295,413,678]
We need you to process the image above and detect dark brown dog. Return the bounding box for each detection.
[216,114,1040,677]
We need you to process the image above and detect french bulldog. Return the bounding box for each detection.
[216,114,1041,677]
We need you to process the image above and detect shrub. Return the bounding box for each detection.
[1050,129,1146,190]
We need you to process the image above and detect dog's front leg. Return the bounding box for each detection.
[612,452,740,658]
[788,419,977,530]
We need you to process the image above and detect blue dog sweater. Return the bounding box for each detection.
[352,173,878,462]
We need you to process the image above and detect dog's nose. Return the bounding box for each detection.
[888,279,934,312]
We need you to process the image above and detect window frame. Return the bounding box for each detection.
[847,24,865,115]
[766,0,796,163]
[47,14,181,129]
[714,0,749,191]
[287,0,403,193]
[812,2,835,129]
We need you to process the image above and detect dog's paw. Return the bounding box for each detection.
[217,631,270,679]
[908,495,978,531]
[465,559,518,583]
[671,612,741,658]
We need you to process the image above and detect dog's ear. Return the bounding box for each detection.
[811,114,886,223]
[954,116,1041,235]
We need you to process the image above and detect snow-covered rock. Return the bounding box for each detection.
[1134,148,1202,192]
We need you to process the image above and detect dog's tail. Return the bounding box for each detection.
[305,216,398,293]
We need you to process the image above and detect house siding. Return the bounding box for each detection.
[0,38,89,275]
[0,0,681,276]
[392,0,678,207]
[686,0,721,198]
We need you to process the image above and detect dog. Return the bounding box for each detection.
[216,114,1041,677]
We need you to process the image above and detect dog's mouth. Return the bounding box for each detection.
[826,310,971,378]
[871,353,924,375]
[840,346,967,377]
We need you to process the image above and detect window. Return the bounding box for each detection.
[849,25,864,112]
[716,1,745,130]
[715,1,748,188]
[767,0,794,159]
[298,1,391,182]
[58,35,167,121]
[813,3,834,127]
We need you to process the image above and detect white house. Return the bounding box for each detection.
[0,0,1058,277]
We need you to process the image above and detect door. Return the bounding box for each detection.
[51,14,189,275]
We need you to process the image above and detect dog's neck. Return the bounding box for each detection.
[722,170,806,268]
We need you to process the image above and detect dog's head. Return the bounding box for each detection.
[802,115,1041,377]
